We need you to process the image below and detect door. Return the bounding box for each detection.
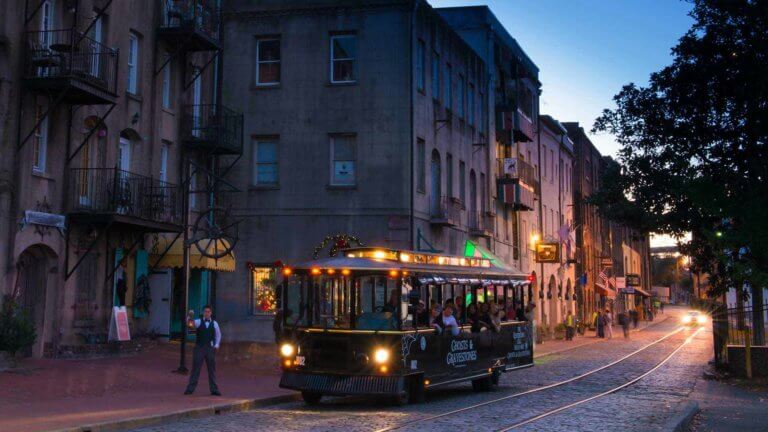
[148,269,172,338]
[18,250,50,357]
[192,68,202,137]
[88,15,103,78]
[116,138,132,213]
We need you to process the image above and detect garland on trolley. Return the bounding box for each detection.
[312,234,364,260]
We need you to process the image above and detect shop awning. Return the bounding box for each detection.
[149,234,236,272]
[595,282,617,298]
[463,240,520,274]
[633,287,651,297]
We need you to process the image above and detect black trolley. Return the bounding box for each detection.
[276,247,534,404]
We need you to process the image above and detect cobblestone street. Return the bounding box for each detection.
[129,308,712,432]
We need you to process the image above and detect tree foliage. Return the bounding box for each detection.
[592,0,768,297]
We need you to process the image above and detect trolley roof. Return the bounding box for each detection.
[288,247,530,285]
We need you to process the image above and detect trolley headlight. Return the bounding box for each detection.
[374,348,390,364]
[681,315,692,324]
[280,343,295,357]
[697,315,707,324]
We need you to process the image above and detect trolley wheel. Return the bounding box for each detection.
[391,387,410,406]
[472,375,492,392]
[490,369,501,386]
[301,391,323,405]
[408,375,426,404]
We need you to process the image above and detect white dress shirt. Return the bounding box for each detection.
[194,318,222,349]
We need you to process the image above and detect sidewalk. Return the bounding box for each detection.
[0,342,294,432]
[689,374,768,431]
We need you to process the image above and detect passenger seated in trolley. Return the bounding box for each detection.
[437,304,460,336]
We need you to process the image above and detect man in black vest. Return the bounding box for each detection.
[184,305,221,396]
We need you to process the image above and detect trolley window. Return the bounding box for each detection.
[312,276,352,329]
[284,278,308,326]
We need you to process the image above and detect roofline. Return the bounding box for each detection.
[436,5,539,78]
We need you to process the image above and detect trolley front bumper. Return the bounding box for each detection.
[280,371,405,396]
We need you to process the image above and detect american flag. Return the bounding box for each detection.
[599,268,609,284]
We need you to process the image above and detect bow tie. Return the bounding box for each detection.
[205,319,211,323]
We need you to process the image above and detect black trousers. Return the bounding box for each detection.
[186,345,219,393]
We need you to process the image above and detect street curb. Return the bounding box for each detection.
[50,394,302,432]
[662,400,699,432]
[534,316,671,359]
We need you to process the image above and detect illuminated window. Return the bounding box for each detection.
[251,267,278,315]
[330,134,356,185]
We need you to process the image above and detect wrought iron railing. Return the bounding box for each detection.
[497,157,538,192]
[181,104,244,154]
[469,211,494,234]
[723,302,768,346]
[430,195,460,222]
[160,0,219,39]
[69,168,182,226]
[25,28,118,94]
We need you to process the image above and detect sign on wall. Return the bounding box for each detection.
[626,273,641,287]
[535,243,560,263]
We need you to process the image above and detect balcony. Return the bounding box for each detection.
[497,107,535,143]
[25,29,118,104]
[496,157,539,191]
[498,182,536,211]
[68,168,183,232]
[158,0,220,51]
[469,212,494,238]
[430,196,460,227]
[181,104,244,155]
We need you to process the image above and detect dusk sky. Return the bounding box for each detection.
[435,0,695,247]
[433,0,695,158]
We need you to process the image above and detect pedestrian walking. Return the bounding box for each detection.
[630,307,639,328]
[565,311,575,341]
[604,308,613,339]
[619,311,630,339]
[660,302,665,314]
[596,311,605,338]
[590,310,599,335]
[184,305,222,396]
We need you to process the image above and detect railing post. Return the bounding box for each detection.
[745,327,752,379]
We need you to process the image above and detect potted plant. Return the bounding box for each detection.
[554,323,566,340]
[0,299,37,369]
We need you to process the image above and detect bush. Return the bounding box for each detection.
[0,305,37,356]
[554,323,566,333]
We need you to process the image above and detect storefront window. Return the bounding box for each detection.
[251,266,278,315]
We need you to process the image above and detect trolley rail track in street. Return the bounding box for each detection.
[376,326,693,432]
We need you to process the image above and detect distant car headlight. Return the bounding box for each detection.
[697,315,707,324]
[374,348,390,364]
[280,343,295,357]
[682,315,692,324]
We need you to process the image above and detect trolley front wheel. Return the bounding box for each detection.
[301,391,323,405]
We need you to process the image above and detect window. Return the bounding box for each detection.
[256,38,280,85]
[159,141,169,182]
[459,160,466,205]
[550,149,555,183]
[251,267,279,315]
[479,90,486,134]
[468,83,475,126]
[542,149,547,179]
[431,51,440,99]
[161,52,172,108]
[40,0,53,45]
[458,74,465,118]
[330,135,356,185]
[445,63,452,110]
[446,153,453,197]
[330,34,356,83]
[32,105,48,172]
[127,32,139,94]
[416,138,425,193]
[416,39,425,92]
[520,85,534,119]
[253,139,278,186]
[480,172,486,213]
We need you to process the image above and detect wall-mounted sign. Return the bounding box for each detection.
[535,243,560,263]
[615,276,626,289]
[600,257,613,268]
[501,158,518,177]
[20,210,65,232]
[626,273,641,287]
